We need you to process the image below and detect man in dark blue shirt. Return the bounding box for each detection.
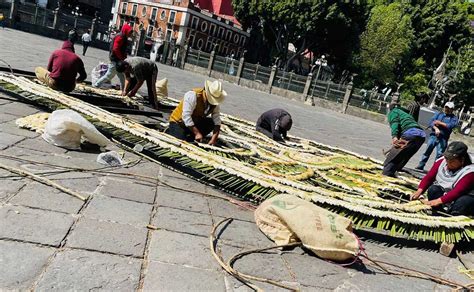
[416,102,459,171]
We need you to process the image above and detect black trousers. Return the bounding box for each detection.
[383,135,425,177]
[427,185,474,216]
[82,41,90,56]
[165,118,215,142]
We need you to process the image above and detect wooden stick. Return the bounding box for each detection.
[0,162,87,201]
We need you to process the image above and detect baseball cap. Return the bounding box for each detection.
[444,141,468,160]
[444,101,455,109]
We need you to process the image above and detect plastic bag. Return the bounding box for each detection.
[97,151,123,166]
[42,109,109,150]
[91,62,110,86]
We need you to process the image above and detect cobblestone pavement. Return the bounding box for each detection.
[1,29,473,291]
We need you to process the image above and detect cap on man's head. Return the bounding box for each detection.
[444,101,455,109]
[444,141,468,160]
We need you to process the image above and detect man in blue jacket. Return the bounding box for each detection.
[416,102,459,171]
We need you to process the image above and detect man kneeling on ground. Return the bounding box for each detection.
[256,108,293,142]
[411,141,474,216]
[35,31,86,92]
[166,80,226,145]
[116,57,158,109]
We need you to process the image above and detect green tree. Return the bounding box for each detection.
[357,3,414,85]
[448,44,474,107]
[232,0,369,74]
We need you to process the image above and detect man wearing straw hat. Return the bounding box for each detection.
[167,80,226,145]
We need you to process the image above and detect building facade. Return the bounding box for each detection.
[112,0,249,58]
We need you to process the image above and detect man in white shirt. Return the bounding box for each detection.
[166,80,226,145]
[81,29,92,56]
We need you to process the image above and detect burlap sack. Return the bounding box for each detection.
[255,194,359,262]
[156,78,168,98]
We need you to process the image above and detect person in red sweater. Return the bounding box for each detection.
[411,141,474,216]
[93,23,132,89]
[35,38,87,92]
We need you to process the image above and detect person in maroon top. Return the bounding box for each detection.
[35,38,87,92]
[411,141,474,216]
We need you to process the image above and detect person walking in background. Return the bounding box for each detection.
[256,109,293,142]
[81,29,92,56]
[416,102,459,171]
[116,57,159,109]
[383,102,426,177]
[93,23,132,90]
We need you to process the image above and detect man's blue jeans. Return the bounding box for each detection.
[418,135,447,169]
[93,61,125,89]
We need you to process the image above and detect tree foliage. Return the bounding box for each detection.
[357,3,414,85]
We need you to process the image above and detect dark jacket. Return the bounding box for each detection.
[256,108,293,141]
[47,40,86,92]
[110,24,132,62]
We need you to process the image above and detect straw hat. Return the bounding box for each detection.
[204,80,227,105]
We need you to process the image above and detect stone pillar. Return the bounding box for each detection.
[208,50,215,77]
[268,65,277,93]
[236,56,244,85]
[9,0,19,26]
[303,73,313,103]
[52,8,59,29]
[34,5,39,25]
[90,17,97,39]
[180,44,189,69]
[341,80,354,114]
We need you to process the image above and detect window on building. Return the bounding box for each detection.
[169,11,176,24]
[196,38,204,50]
[112,0,116,9]
[132,4,138,16]
[160,10,166,20]
[166,29,172,41]
[209,24,216,36]
[233,34,239,44]
[191,17,199,29]
[218,27,225,39]
[151,8,158,20]
[141,6,147,17]
[240,35,246,46]
[119,18,125,29]
[226,30,232,41]
[189,34,195,47]
[146,25,153,38]
[206,38,213,52]
[121,2,128,14]
[200,21,208,32]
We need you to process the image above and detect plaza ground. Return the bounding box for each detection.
[0,28,473,291]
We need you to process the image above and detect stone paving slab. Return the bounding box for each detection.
[0,178,25,202]
[156,186,211,214]
[0,132,26,150]
[14,137,68,154]
[208,198,255,222]
[148,229,218,270]
[217,219,273,248]
[83,194,152,226]
[35,249,141,291]
[143,261,225,291]
[0,113,17,123]
[0,120,40,138]
[9,182,84,214]
[65,217,147,257]
[151,206,213,237]
[0,240,55,291]
[0,205,75,246]
[98,177,156,204]
[0,101,39,117]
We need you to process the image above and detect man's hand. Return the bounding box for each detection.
[423,198,443,207]
[208,137,218,145]
[434,126,441,137]
[194,132,203,142]
[433,120,440,126]
[392,137,398,145]
[410,188,423,200]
